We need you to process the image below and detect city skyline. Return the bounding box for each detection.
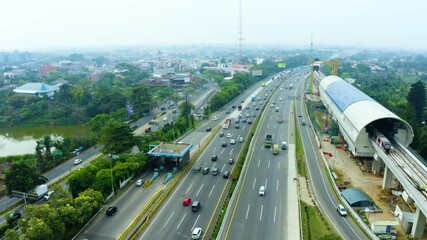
[1,0,427,52]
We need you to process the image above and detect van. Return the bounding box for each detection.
[259,186,266,196]
[192,201,201,212]
[281,142,287,150]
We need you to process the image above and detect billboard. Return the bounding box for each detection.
[277,63,286,68]
[252,70,263,76]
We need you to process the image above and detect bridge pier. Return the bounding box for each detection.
[371,158,382,174]
[382,166,394,189]
[411,207,426,238]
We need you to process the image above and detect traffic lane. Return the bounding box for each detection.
[77,171,164,240]
[296,102,365,239]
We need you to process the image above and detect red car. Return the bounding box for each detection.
[183,197,192,206]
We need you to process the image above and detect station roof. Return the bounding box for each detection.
[341,188,373,206]
[147,142,192,158]
[13,83,59,94]
[320,76,413,147]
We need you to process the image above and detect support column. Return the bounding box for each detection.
[382,166,393,189]
[411,208,426,238]
[371,159,381,174]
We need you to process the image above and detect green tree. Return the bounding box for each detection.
[5,163,43,195]
[4,229,20,240]
[100,119,136,154]
[407,80,426,123]
[22,204,65,240]
[67,165,97,198]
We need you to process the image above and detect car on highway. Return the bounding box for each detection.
[9,211,21,222]
[183,197,192,206]
[191,227,202,239]
[235,124,240,129]
[211,155,218,161]
[226,133,232,138]
[225,110,230,114]
[239,137,244,143]
[213,116,218,121]
[223,171,230,179]
[212,167,219,176]
[219,132,224,137]
[73,159,83,165]
[337,204,348,216]
[202,167,210,174]
[228,158,235,164]
[163,116,168,121]
[193,165,202,173]
[106,206,118,216]
[222,142,227,147]
[44,190,54,200]
[235,119,240,123]
[247,119,252,124]
[255,107,259,110]
[230,139,235,144]
[298,114,302,117]
[232,105,236,109]
[136,179,145,187]
[206,127,212,132]
[259,186,266,196]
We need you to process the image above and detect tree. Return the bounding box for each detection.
[407,80,426,123]
[100,119,136,154]
[67,165,97,198]
[5,163,43,195]
[22,204,65,240]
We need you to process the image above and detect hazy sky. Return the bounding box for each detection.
[1,0,426,51]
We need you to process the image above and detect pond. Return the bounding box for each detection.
[0,125,91,157]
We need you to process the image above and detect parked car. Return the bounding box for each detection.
[136,179,145,187]
[74,159,83,165]
[106,206,118,216]
[183,197,192,206]
[337,204,348,216]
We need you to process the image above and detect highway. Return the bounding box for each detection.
[222,71,298,239]
[294,73,367,239]
[136,82,272,240]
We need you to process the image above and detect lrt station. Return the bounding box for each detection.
[147,142,193,169]
[318,75,426,238]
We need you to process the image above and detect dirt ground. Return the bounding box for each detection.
[296,129,427,239]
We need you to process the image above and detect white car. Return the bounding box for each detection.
[337,204,348,216]
[191,227,202,239]
[213,116,218,121]
[226,133,232,138]
[239,137,244,143]
[163,116,168,121]
[74,159,83,165]
[230,139,236,144]
[135,179,144,187]
[259,186,266,196]
[44,190,54,200]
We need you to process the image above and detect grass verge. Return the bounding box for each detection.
[300,201,342,240]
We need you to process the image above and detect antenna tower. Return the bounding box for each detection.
[237,0,244,63]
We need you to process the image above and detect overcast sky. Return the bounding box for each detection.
[1,0,426,52]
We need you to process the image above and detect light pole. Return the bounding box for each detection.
[109,154,115,196]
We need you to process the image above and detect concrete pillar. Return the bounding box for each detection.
[411,208,426,238]
[382,166,393,189]
[371,159,381,174]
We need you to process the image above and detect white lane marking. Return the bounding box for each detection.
[209,185,216,197]
[246,204,251,219]
[191,214,201,231]
[278,161,280,169]
[185,183,193,195]
[268,160,270,169]
[196,184,204,196]
[274,206,277,223]
[265,179,268,188]
[276,180,279,192]
[213,147,217,153]
[259,205,264,221]
[163,212,175,228]
[253,178,257,189]
[274,124,276,129]
[220,164,226,173]
[177,213,187,229]
[242,125,246,130]
[229,148,233,155]
[258,159,261,167]
[221,148,225,154]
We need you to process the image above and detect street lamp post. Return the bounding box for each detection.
[109,154,115,196]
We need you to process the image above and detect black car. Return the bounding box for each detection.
[222,142,227,147]
[203,167,210,174]
[225,110,230,114]
[212,155,218,161]
[228,158,235,164]
[232,105,236,109]
[106,206,118,216]
[235,124,240,129]
[206,127,212,132]
[223,171,230,179]
[9,211,21,222]
[219,132,224,137]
